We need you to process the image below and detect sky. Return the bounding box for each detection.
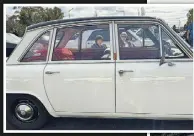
[6,5,192,27]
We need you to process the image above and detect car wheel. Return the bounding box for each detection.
[6,94,49,130]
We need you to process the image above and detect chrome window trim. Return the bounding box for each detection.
[7,58,191,65]
[159,25,163,56]
[46,60,114,64]
[27,21,112,32]
[18,28,54,64]
[115,21,162,60]
[47,22,114,63]
[48,28,57,62]
[114,23,120,61]
[109,22,114,61]
[114,20,192,61]
[27,19,157,32]
[116,58,192,63]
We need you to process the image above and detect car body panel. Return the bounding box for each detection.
[116,60,193,115]
[44,63,115,112]
[6,16,193,120]
[6,65,58,117]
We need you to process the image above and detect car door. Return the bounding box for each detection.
[44,23,116,113]
[115,22,193,116]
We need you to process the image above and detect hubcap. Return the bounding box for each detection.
[15,103,34,121]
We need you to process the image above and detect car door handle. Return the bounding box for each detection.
[118,70,134,75]
[45,71,60,74]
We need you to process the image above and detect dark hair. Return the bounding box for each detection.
[95,35,103,43]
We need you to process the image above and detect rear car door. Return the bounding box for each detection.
[44,23,116,113]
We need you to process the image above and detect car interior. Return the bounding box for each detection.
[118,25,161,59]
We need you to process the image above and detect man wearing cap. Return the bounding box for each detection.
[91,35,107,49]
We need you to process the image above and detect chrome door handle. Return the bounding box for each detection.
[118,70,134,75]
[45,71,60,74]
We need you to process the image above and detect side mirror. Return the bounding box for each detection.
[159,55,166,66]
[159,55,176,67]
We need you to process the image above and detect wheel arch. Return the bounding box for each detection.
[6,92,58,117]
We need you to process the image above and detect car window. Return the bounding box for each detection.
[81,25,110,60]
[161,30,187,58]
[52,24,111,61]
[52,27,82,61]
[118,24,161,60]
[21,31,51,62]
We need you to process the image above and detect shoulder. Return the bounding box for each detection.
[91,44,96,48]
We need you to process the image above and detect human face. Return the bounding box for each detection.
[121,35,127,41]
[97,39,103,46]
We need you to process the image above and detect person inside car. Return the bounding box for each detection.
[91,35,107,49]
[91,35,108,60]
[119,32,134,48]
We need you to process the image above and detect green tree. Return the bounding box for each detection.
[6,6,64,37]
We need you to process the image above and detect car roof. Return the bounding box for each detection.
[27,16,158,30]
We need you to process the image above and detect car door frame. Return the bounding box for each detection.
[113,20,193,115]
[47,21,115,64]
[114,20,193,62]
[44,21,117,113]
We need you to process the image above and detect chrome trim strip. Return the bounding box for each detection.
[159,25,163,57]
[114,23,120,60]
[27,19,157,31]
[44,60,115,64]
[109,22,114,61]
[46,29,55,62]
[116,58,193,63]
[7,58,192,65]
[27,21,111,32]
[48,28,57,62]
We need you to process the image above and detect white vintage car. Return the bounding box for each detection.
[6,16,193,130]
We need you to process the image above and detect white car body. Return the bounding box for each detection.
[6,17,193,126]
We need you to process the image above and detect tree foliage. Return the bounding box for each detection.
[6,6,64,37]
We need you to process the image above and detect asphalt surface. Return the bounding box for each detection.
[7,117,193,130]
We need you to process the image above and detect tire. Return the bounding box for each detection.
[6,94,49,130]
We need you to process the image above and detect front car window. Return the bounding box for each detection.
[118,24,161,60]
[161,29,187,58]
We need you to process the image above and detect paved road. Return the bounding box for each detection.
[7,117,193,130]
